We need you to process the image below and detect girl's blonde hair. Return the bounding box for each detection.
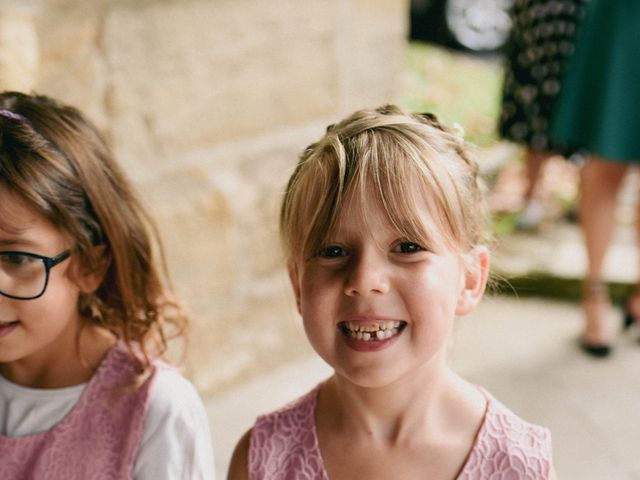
[0,91,186,369]
[280,104,490,264]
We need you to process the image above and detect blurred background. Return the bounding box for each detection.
[0,0,410,393]
[2,1,639,477]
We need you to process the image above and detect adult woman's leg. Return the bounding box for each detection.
[624,177,640,328]
[579,157,628,353]
[524,149,549,203]
[517,149,549,230]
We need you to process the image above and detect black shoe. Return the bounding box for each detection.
[580,280,612,358]
[579,340,611,358]
[623,304,637,330]
[623,306,640,345]
[624,308,634,330]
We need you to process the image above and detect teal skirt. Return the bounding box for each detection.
[550,0,640,162]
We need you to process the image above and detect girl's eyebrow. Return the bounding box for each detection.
[0,237,40,249]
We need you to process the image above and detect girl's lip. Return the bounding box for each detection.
[337,320,407,352]
[342,314,400,323]
[0,320,19,338]
[341,327,404,352]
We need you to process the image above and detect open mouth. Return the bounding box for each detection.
[338,320,407,342]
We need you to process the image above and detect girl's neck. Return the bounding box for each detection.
[0,325,116,389]
[319,364,484,445]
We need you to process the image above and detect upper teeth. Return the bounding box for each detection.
[344,320,400,332]
[341,320,403,341]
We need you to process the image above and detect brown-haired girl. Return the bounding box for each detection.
[0,92,214,479]
[229,105,556,479]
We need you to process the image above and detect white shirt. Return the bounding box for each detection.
[0,367,215,479]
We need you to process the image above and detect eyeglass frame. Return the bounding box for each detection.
[0,250,71,300]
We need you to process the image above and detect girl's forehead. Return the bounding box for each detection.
[334,188,449,245]
[342,182,437,221]
[0,187,55,240]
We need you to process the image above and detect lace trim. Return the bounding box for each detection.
[249,385,551,479]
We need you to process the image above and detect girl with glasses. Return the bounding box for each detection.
[0,92,214,479]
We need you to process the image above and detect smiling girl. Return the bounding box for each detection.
[229,105,556,479]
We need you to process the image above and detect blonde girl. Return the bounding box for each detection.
[229,105,556,479]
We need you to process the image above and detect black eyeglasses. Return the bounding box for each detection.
[0,250,71,300]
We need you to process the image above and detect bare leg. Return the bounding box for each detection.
[523,148,549,203]
[517,148,551,229]
[626,176,640,324]
[580,157,628,345]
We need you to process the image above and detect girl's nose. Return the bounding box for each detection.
[343,253,389,296]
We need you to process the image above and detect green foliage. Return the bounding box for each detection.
[492,212,519,236]
[399,42,504,147]
[492,273,634,306]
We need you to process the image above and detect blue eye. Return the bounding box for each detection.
[318,245,348,258]
[394,242,424,254]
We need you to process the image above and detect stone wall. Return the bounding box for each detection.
[0,0,408,395]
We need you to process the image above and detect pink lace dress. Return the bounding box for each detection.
[249,385,552,479]
[0,344,156,480]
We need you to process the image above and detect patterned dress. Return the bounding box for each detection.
[248,385,552,479]
[550,0,640,162]
[499,0,586,153]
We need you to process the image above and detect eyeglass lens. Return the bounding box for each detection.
[0,253,49,299]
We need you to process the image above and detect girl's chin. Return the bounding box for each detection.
[334,371,405,390]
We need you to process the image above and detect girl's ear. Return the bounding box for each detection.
[455,246,490,316]
[71,245,110,294]
[287,262,302,315]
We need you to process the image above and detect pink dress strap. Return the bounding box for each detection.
[457,389,552,479]
[0,343,156,480]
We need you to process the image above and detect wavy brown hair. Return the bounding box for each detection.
[0,91,186,369]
